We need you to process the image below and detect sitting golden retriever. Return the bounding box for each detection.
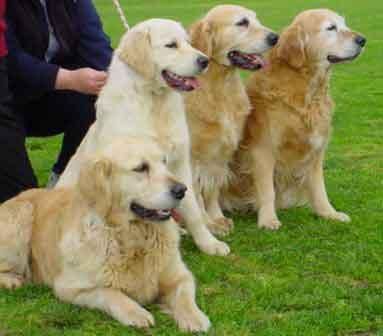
[0,138,210,332]
[58,19,230,256]
[185,5,278,235]
[223,9,366,229]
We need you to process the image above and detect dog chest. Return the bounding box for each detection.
[101,223,179,305]
[271,109,329,164]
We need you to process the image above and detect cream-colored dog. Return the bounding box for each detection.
[0,138,211,332]
[57,19,230,256]
[185,5,278,235]
[223,9,366,229]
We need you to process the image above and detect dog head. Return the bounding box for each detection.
[117,19,209,92]
[190,5,278,71]
[275,9,366,69]
[78,137,187,223]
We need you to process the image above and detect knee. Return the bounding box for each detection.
[68,94,96,126]
[54,283,80,303]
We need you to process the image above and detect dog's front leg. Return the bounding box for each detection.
[308,152,350,222]
[55,286,155,328]
[205,187,234,236]
[159,257,210,333]
[250,145,281,230]
[173,150,230,256]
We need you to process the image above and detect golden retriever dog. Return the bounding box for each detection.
[185,5,279,236]
[0,138,211,332]
[57,19,230,256]
[222,9,366,230]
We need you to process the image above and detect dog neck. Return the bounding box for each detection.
[202,60,239,84]
[264,52,333,124]
[270,50,332,104]
[107,56,171,96]
[102,209,180,252]
[96,56,180,138]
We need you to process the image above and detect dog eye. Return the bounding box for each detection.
[327,24,337,31]
[162,157,168,164]
[165,41,178,49]
[236,18,249,27]
[133,162,149,173]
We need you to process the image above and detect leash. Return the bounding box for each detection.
[112,0,130,30]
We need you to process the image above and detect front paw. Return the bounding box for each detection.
[0,274,24,290]
[198,237,230,256]
[321,211,351,223]
[258,218,282,231]
[208,217,234,237]
[175,307,211,333]
[120,305,155,328]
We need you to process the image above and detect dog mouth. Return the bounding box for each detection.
[327,53,360,64]
[131,202,179,222]
[228,51,266,70]
[162,70,200,92]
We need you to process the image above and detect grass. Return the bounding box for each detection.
[1,0,382,335]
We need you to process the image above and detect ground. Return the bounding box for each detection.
[0,0,382,335]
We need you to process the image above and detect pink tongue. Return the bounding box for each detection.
[185,78,201,90]
[171,209,183,223]
[262,59,270,70]
[252,55,266,68]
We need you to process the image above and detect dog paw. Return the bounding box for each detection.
[175,308,211,333]
[208,217,234,237]
[121,306,155,328]
[178,227,189,236]
[198,237,230,256]
[0,273,24,290]
[258,218,282,231]
[322,211,351,223]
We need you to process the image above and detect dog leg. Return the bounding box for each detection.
[173,155,230,256]
[308,154,350,222]
[55,286,155,328]
[251,146,282,230]
[205,188,234,237]
[159,258,210,333]
[0,199,34,289]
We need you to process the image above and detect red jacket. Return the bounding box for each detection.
[0,0,6,57]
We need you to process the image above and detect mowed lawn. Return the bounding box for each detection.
[1,0,382,335]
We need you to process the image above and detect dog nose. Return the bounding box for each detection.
[355,35,366,47]
[171,183,187,200]
[197,56,209,70]
[266,32,279,46]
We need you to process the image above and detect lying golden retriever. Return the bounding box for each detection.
[223,9,366,229]
[185,5,279,235]
[57,19,230,256]
[0,138,211,332]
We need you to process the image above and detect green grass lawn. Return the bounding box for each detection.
[1,0,382,335]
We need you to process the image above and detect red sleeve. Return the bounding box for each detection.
[0,0,7,57]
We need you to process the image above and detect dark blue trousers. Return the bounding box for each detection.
[15,90,96,175]
[0,58,96,202]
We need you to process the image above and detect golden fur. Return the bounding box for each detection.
[0,138,210,332]
[223,9,366,229]
[57,19,230,256]
[185,5,276,235]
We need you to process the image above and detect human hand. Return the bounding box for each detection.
[55,68,108,95]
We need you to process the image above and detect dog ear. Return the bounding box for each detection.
[189,20,214,57]
[78,158,113,217]
[118,29,155,79]
[276,24,306,69]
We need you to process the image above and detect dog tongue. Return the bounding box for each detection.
[185,77,200,90]
[261,58,270,70]
[171,209,183,223]
[251,54,266,68]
